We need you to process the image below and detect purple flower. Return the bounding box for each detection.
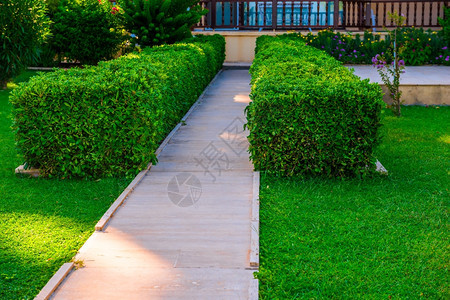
[355,55,358,58]
[443,46,448,50]
[439,55,443,58]
[446,56,449,61]
[321,46,325,49]
[341,49,345,52]
[399,60,405,66]
[353,50,357,53]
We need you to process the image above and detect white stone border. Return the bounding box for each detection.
[34,263,74,300]
[248,277,259,300]
[250,171,260,268]
[249,171,260,300]
[376,160,388,174]
[15,165,40,177]
[34,69,223,300]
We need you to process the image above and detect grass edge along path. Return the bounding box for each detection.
[257,106,449,299]
[0,72,130,299]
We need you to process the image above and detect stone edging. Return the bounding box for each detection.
[250,171,260,268]
[249,171,260,300]
[34,263,74,300]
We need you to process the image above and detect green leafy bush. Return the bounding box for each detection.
[298,29,389,64]
[51,0,124,65]
[10,34,225,178]
[119,0,207,47]
[296,28,449,65]
[439,7,450,44]
[246,36,384,178]
[0,0,51,88]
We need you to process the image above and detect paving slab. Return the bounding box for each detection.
[348,65,450,85]
[348,65,450,105]
[51,69,257,299]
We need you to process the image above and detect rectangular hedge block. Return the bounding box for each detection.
[10,35,225,178]
[245,36,384,177]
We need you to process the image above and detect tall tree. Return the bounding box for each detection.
[0,0,51,88]
[119,0,207,47]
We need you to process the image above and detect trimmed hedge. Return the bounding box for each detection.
[11,34,225,178]
[246,36,384,177]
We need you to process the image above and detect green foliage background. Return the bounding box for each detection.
[295,28,449,66]
[50,0,124,65]
[439,7,450,45]
[119,0,207,47]
[0,0,51,88]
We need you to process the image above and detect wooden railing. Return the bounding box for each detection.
[344,0,448,28]
[195,0,449,30]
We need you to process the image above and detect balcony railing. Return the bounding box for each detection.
[195,0,449,30]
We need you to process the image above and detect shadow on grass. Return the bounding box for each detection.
[0,74,131,299]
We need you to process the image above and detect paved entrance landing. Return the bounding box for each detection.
[51,70,257,299]
[348,65,450,105]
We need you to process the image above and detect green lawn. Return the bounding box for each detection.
[0,72,130,299]
[257,106,449,299]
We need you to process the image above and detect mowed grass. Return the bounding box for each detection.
[0,72,130,299]
[257,106,449,299]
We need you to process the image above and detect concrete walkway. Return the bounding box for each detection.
[51,70,257,299]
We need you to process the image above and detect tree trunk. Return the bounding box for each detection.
[0,80,8,90]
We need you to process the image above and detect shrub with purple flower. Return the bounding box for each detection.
[372,12,406,117]
[284,27,448,66]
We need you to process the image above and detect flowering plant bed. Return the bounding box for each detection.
[287,28,449,66]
